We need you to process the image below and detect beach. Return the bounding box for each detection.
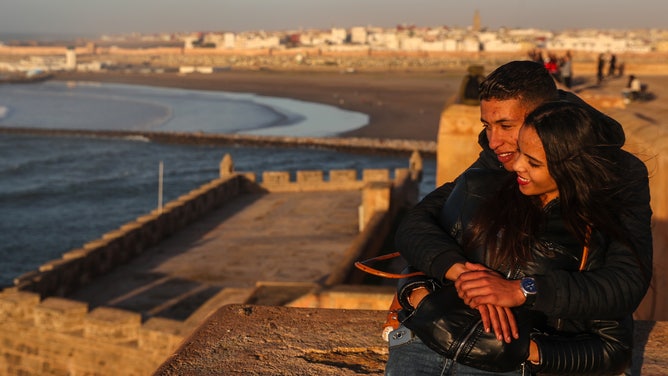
[54,69,467,141]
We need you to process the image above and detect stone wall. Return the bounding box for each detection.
[0,292,185,375]
[154,304,668,375]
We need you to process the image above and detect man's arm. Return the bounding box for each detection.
[395,144,499,281]
[395,180,468,281]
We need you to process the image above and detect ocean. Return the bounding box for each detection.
[0,81,436,287]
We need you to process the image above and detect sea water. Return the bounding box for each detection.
[0,81,436,286]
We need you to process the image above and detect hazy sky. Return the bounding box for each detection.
[1,0,666,36]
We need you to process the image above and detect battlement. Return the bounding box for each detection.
[0,291,185,375]
[10,152,421,300]
[1,152,422,375]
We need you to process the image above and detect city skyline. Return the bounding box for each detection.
[1,0,667,37]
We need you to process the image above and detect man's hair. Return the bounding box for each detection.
[479,60,558,108]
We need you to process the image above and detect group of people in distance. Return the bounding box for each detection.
[528,49,575,88]
[382,61,653,375]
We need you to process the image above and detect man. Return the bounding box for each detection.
[395,60,652,343]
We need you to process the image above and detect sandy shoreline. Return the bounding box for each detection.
[54,70,467,141]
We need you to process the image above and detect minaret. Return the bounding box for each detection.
[472,9,481,32]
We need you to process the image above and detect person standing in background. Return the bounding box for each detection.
[597,54,606,84]
[608,54,617,77]
[560,51,573,89]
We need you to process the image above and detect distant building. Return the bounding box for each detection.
[350,27,368,44]
[473,9,481,32]
[65,47,76,71]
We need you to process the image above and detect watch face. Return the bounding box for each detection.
[521,277,537,294]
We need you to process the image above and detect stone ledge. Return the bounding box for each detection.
[154,304,668,375]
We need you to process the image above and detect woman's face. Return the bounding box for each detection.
[513,125,559,206]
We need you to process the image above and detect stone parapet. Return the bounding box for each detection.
[0,291,185,376]
[154,304,668,375]
[436,103,482,186]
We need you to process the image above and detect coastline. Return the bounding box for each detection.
[54,70,466,141]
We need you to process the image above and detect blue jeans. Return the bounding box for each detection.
[385,326,525,376]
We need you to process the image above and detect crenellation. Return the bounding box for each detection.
[262,171,291,185]
[33,298,88,332]
[0,158,422,375]
[84,307,142,343]
[139,317,186,354]
[296,169,324,184]
[329,169,357,182]
[362,169,390,182]
[0,291,41,321]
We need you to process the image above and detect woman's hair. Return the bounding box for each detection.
[467,101,633,269]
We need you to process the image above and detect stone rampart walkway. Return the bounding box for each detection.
[69,190,361,322]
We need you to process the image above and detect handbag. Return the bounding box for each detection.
[399,279,530,372]
[355,241,590,372]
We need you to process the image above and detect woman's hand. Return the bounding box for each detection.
[407,286,431,308]
[455,263,526,342]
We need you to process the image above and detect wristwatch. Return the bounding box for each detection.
[520,276,538,307]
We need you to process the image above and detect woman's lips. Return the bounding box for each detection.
[517,175,530,186]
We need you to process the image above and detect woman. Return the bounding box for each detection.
[386,101,640,375]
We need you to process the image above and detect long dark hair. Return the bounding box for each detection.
[468,101,633,269]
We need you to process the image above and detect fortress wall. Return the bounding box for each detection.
[100,46,183,55]
[0,292,185,375]
[608,110,668,320]
[0,128,438,157]
[0,153,421,376]
[10,173,247,298]
[436,104,482,186]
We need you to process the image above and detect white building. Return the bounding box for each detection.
[222,33,235,49]
[65,48,76,71]
[350,27,368,44]
[329,28,347,44]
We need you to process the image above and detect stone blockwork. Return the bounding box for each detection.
[154,304,668,375]
[0,292,185,375]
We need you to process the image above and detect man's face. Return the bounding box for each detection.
[480,98,533,171]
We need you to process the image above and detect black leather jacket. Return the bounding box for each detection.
[396,92,652,320]
[399,169,633,374]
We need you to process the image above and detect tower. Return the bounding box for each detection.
[473,9,481,32]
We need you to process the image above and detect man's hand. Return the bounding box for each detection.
[455,262,527,308]
[455,262,526,342]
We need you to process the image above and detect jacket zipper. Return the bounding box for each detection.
[453,320,483,362]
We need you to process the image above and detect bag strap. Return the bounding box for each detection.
[354,252,425,279]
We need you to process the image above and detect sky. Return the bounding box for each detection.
[1,0,666,37]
